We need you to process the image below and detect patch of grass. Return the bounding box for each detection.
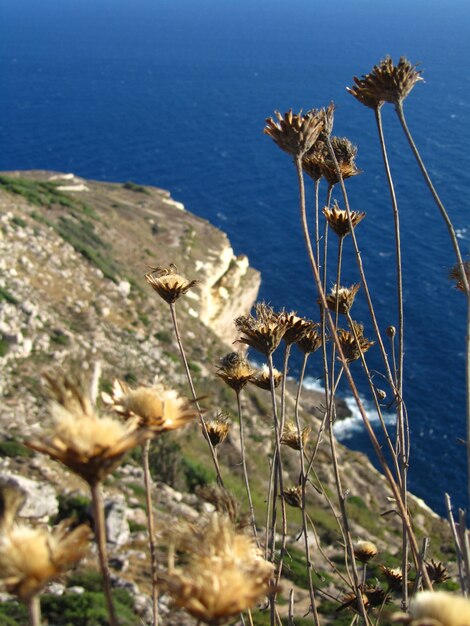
[0,336,10,356]
[188,361,201,373]
[0,438,33,458]
[282,544,333,590]
[182,456,216,492]
[127,482,146,498]
[11,215,27,228]
[0,286,18,304]
[0,600,29,625]
[50,329,70,346]
[154,330,172,344]
[128,520,147,533]
[54,493,90,525]
[40,589,136,625]
[122,181,149,194]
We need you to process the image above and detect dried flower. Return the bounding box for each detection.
[235,303,287,356]
[250,364,283,390]
[0,479,26,534]
[337,323,374,362]
[282,312,311,345]
[296,322,322,354]
[325,283,361,315]
[282,486,303,509]
[353,540,378,563]
[28,377,148,485]
[161,513,274,625]
[196,486,241,526]
[264,108,324,158]
[216,352,254,393]
[281,420,311,451]
[102,379,197,432]
[338,585,387,613]
[393,591,470,626]
[0,518,90,601]
[302,141,326,182]
[347,56,423,108]
[146,264,198,304]
[323,201,366,238]
[206,414,230,447]
[425,559,449,585]
[379,565,403,592]
[449,261,470,293]
[321,137,361,186]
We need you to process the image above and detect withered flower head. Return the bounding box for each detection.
[323,201,366,238]
[264,108,325,158]
[321,136,361,187]
[282,486,303,509]
[0,518,90,601]
[425,559,449,585]
[296,322,322,354]
[281,420,311,451]
[216,352,254,393]
[249,364,283,390]
[449,261,470,293]
[0,479,26,534]
[325,283,361,315]
[394,591,470,626]
[161,513,274,625]
[322,102,335,137]
[282,312,312,345]
[196,486,241,526]
[379,565,403,592]
[337,323,374,363]
[338,585,388,613]
[145,264,198,304]
[28,377,148,485]
[102,379,197,432]
[353,540,378,563]
[206,414,231,448]
[235,303,287,355]
[347,56,423,108]
[302,140,326,182]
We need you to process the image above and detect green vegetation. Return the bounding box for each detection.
[54,493,90,526]
[122,181,150,194]
[0,286,18,304]
[11,215,27,228]
[0,438,33,459]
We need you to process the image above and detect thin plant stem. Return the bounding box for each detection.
[314,178,321,266]
[143,440,159,626]
[27,595,41,626]
[280,343,292,433]
[374,105,408,608]
[293,152,432,590]
[445,493,468,595]
[90,482,119,626]
[411,537,429,596]
[169,302,224,486]
[236,391,259,545]
[458,508,470,591]
[306,511,352,588]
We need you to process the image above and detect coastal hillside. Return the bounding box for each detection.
[0,171,456,624]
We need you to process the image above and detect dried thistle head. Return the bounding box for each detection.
[235,303,287,356]
[353,540,378,563]
[0,519,91,601]
[323,201,366,238]
[325,283,361,315]
[0,479,26,534]
[264,108,324,158]
[282,312,311,345]
[249,364,282,390]
[347,56,423,108]
[28,376,148,485]
[145,264,198,304]
[102,379,197,433]
[216,352,254,393]
[425,559,449,585]
[196,486,241,527]
[281,420,311,451]
[282,486,303,509]
[206,414,230,448]
[321,137,361,187]
[302,141,326,182]
[296,322,322,354]
[393,591,470,626]
[337,323,374,362]
[161,513,274,625]
[338,585,387,613]
[379,564,403,592]
[449,261,470,293]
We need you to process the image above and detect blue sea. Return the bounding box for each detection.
[1,0,469,516]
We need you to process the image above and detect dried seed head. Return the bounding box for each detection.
[0,519,90,601]
[161,513,274,625]
[206,414,231,447]
[0,479,26,534]
[281,421,311,451]
[302,141,326,182]
[425,559,449,585]
[379,565,403,592]
[216,352,254,393]
[337,590,370,613]
[386,325,396,339]
[399,591,470,626]
[347,56,423,108]
[282,312,312,345]
[323,201,366,238]
[249,364,282,391]
[339,585,388,613]
[321,137,362,187]
[196,486,241,526]
[296,322,322,354]
[28,375,148,485]
[325,283,361,315]
[353,540,379,563]
[102,379,198,432]
[146,264,198,304]
[337,323,374,363]
[264,108,325,158]
[282,486,303,509]
[235,303,287,355]
[449,261,470,293]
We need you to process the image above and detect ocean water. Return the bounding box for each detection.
[1,0,469,515]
